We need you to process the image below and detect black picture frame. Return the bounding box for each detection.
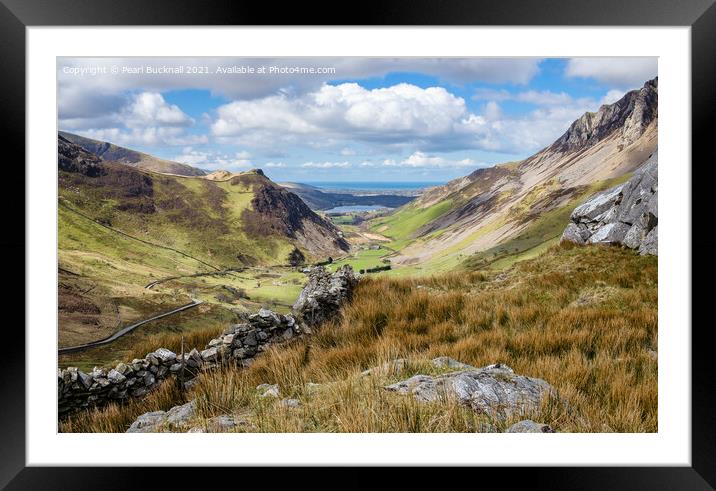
[2,0,712,488]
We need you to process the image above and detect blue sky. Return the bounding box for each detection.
[57,57,656,183]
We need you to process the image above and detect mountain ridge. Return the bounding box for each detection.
[59,131,206,177]
[370,78,658,270]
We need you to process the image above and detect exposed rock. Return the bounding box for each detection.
[126,411,167,433]
[561,151,657,255]
[550,78,657,153]
[126,400,196,433]
[506,420,555,433]
[384,363,554,419]
[165,400,196,427]
[280,398,301,408]
[292,265,358,327]
[257,383,280,398]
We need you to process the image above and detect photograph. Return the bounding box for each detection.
[55,56,659,435]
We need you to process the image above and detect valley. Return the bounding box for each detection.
[56,72,659,434]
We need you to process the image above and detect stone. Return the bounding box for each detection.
[143,372,155,387]
[639,226,658,255]
[562,151,657,254]
[165,400,196,427]
[384,363,554,419]
[107,369,126,384]
[201,347,219,362]
[292,265,358,327]
[280,398,301,408]
[243,330,258,348]
[154,348,177,364]
[257,383,280,398]
[560,223,586,245]
[506,420,555,433]
[126,411,166,433]
[77,370,93,389]
[587,222,631,245]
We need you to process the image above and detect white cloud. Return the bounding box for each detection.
[301,161,352,169]
[60,92,199,148]
[473,88,575,106]
[265,162,286,168]
[391,151,477,168]
[211,82,487,152]
[173,147,252,170]
[600,89,627,105]
[123,92,193,127]
[340,147,356,156]
[565,57,657,88]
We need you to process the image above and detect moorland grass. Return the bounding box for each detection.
[61,243,657,433]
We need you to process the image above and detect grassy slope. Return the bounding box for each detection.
[58,169,307,355]
[337,173,636,278]
[62,243,657,433]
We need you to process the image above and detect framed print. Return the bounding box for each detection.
[2,0,714,487]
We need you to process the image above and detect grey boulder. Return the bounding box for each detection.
[384,363,554,419]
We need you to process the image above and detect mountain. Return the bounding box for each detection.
[59,131,206,177]
[58,134,348,266]
[280,182,415,211]
[58,135,349,347]
[370,78,658,271]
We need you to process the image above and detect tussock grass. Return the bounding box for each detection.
[66,243,657,433]
[59,379,186,433]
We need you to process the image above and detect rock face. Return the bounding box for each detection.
[561,151,658,255]
[59,267,359,416]
[549,78,657,154]
[292,265,358,327]
[384,363,554,419]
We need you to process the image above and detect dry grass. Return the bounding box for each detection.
[59,379,186,433]
[63,243,658,433]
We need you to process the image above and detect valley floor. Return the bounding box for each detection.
[61,243,658,433]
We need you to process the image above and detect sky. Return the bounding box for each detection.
[57,57,657,183]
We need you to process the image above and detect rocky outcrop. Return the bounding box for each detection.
[292,265,358,328]
[59,267,358,416]
[549,78,657,154]
[384,363,554,419]
[58,134,105,177]
[561,151,658,255]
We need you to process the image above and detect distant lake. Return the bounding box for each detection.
[324,205,391,214]
[306,181,444,191]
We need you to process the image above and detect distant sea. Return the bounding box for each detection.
[305,181,444,191]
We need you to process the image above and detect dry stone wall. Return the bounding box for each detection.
[58,266,357,416]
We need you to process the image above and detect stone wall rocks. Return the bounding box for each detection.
[292,265,358,328]
[59,267,358,416]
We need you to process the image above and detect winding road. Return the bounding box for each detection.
[58,299,203,354]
